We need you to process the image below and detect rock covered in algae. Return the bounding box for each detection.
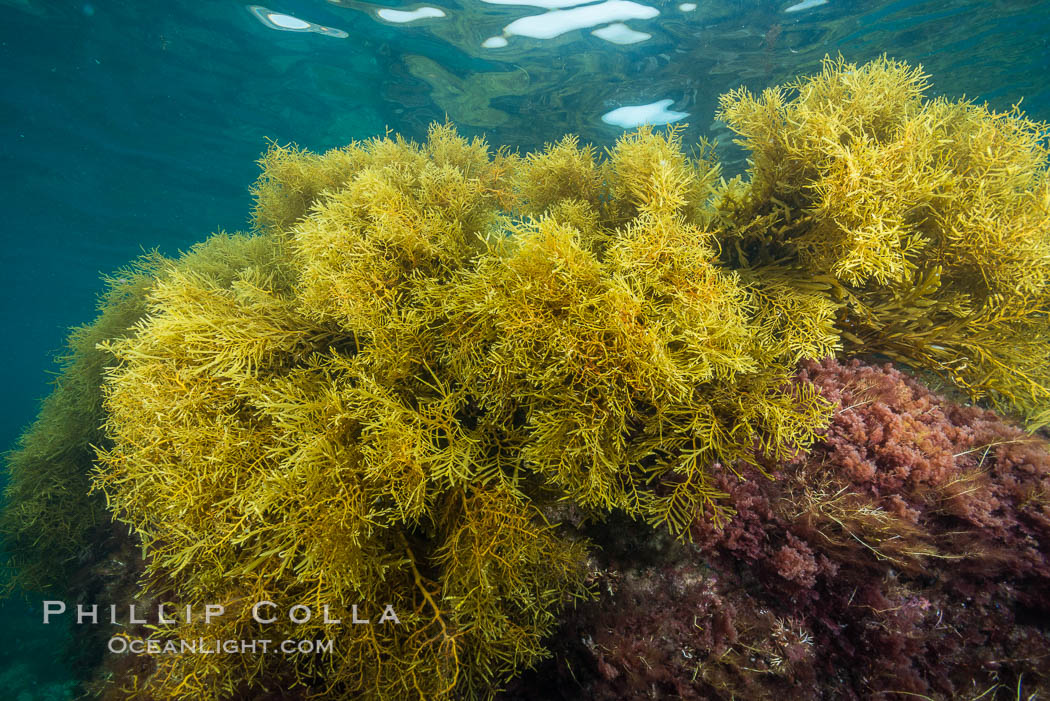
[0,56,1047,699]
[504,358,1050,700]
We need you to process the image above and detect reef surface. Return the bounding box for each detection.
[2,56,1049,699]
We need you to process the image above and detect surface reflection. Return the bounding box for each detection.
[323,0,1048,164]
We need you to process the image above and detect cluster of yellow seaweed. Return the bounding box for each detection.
[88,121,831,698]
[715,55,1050,425]
[3,56,1048,698]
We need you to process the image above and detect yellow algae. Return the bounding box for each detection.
[3,57,1049,698]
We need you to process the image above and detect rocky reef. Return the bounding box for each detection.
[2,56,1048,699]
[505,358,1050,699]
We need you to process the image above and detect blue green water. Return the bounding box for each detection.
[1,0,1048,695]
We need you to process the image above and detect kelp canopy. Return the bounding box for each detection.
[2,56,1049,699]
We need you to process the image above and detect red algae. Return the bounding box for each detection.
[506,358,1050,700]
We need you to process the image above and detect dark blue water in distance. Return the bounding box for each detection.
[1,0,1048,695]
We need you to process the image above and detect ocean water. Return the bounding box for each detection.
[1,0,1048,697]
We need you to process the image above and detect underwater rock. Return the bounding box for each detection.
[506,358,1050,699]
[2,57,1049,699]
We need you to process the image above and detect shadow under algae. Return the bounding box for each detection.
[2,55,1048,699]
